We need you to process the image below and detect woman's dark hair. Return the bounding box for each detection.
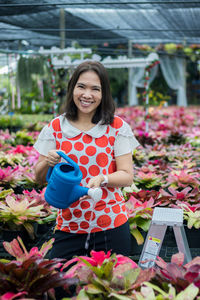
[64,61,115,124]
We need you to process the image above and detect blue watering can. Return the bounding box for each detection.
[44,151,102,209]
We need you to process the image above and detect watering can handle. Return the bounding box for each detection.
[46,166,53,182]
[46,151,80,182]
[56,150,80,175]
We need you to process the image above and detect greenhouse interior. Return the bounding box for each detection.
[0,0,200,299]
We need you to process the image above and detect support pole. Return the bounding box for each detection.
[6,54,11,111]
[60,8,65,49]
[145,69,149,132]
[128,40,133,106]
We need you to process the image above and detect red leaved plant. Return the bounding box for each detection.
[166,170,200,189]
[0,237,78,299]
[153,252,200,295]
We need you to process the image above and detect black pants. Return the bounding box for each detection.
[50,221,131,260]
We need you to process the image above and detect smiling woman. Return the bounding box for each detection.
[33,61,140,295]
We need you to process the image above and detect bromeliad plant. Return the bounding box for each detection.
[0,151,24,167]
[0,165,23,189]
[61,250,200,299]
[165,169,200,189]
[0,164,42,191]
[179,203,200,229]
[11,130,35,146]
[133,282,199,300]
[62,250,156,299]
[0,188,56,239]
[152,252,200,297]
[6,144,40,167]
[0,237,78,299]
[159,186,200,207]
[134,168,163,190]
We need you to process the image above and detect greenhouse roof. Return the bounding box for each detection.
[0,1,200,53]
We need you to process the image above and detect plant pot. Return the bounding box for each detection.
[1,227,30,243]
[27,222,55,255]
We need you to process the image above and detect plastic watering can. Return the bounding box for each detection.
[44,151,102,209]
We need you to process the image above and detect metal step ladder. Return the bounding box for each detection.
[138,207,192,269]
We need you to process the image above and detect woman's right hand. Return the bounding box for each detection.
[45,149,61,167]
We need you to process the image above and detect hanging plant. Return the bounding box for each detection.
[16,56,45,92]
[29,56,45,76]
[16,56,32,91]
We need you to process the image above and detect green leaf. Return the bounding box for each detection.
[23,222,35,239]
[85,283,104,294]
[123,268,141,289]
[143,282,168,297]
[130,228,145,245]
[109,293,132,300]
[137,218,151,232]
[102,260,115,280]
[79,257,104,278]
[175,283,199,300]
[77,288,91,300]
[0,188,14,199]
[91,277,111,294]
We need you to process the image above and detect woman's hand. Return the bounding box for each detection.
[87,175,105,188]
[79,195,91,201]
[45,149,61,167]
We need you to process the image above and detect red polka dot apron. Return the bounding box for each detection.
[48,115,129,234]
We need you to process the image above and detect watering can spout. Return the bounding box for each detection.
[71,185,103,204]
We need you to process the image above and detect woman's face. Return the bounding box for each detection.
[73,70,102,118]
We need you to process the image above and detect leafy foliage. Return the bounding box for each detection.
[62,250,155,299]
[0,237,78,299]
[153,252,200,295]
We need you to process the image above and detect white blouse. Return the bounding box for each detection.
[34,114,140,157]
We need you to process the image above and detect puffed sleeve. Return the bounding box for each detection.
[33,124,56,156]
[114,121,140,156]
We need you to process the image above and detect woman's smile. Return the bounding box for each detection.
[80,99,95,107]
[73,70,102,117]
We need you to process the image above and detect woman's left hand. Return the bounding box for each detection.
[79,195,91,201]
[87,175,104,188]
